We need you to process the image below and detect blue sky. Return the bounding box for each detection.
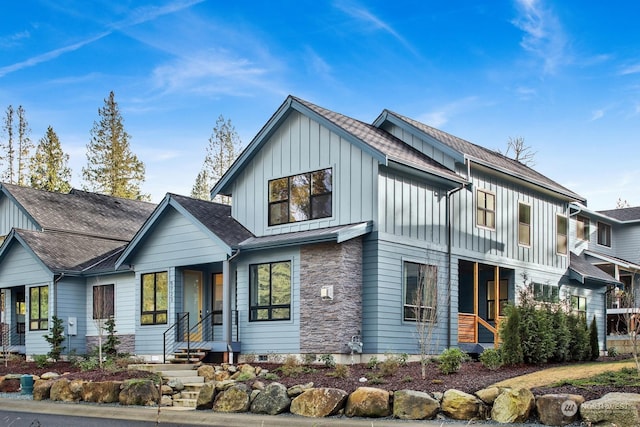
[1,0,638,210]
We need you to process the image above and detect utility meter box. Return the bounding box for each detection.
[67,317,77,336]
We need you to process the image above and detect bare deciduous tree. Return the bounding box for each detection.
[502,136,536,167]
[411,263,439,379]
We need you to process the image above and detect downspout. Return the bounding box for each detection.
[223,249,241,360]
[446,183,468,348]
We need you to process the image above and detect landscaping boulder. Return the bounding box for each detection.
[81,381,122,403]
[160,395,173,406]
[214,379,236,391]
[393,389,440,420]
[40,372,60,380]
[197,365,215,382]
[118,380,159,406]
[213,383,251,413]
[475,386,501,404]
[345,387,391,418]
[50,379,80,402]
[491,388,535,424]
[536,393,584,426]
[580,392,640,427]
[166,378,184,391]
[287,382,314,397]
[250,382,291,415]
[196,382,216,410]
[32,380,53,401]
[441,389,487,420]
[290,388,348,418]
[0,376,20,393]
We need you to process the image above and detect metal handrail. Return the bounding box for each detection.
[163,312,189,364]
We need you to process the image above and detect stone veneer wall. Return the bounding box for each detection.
[300,238,362,353]
[86,334,135,355]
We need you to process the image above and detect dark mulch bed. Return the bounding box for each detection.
[0,359,156,383]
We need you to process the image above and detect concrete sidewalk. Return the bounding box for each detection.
[0,398,485,427]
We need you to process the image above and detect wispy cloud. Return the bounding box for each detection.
[418,96,479,127]
[590,109,605,121]
[0,0,204,78]
[0,30,30,49]
[619,63,640,76]
[334,1,419,57]
[515,86,537,100]
[512,0,567,74]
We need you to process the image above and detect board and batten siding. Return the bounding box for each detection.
[234,247,300,354]
[56,276,87,354]
[126,207,229,272]
[85,272,137,337]
[0,195,39,236]
[452,170,570,269]
[362,237,453,354]
[230,111,378,236]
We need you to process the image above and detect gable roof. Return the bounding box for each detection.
[569,251,620,285]
[375,111,585,202]
[116,193,254,268]
[2,229,127,275]
[1,183,156,241]
[597,206,640,223]
[212,96,467,198]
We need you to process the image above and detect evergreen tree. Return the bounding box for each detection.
[1,105,16,183]
[29,126,72,193]
[82,91,147,200]
[16,105,33,186]
[499,304,524,365]
[589,315,600,361]
[190,168,211,200]
[200,115,241,204]
[44,316,66,362]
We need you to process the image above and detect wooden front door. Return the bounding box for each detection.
[183,271,203,341]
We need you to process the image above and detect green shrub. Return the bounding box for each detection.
[608,347,619,357]
[366,356,379,369]
[500,304,523,365]
[378,356,400,377]
[102,317,120,357]
[318,354,336,368]
[78,356,100,372]
[589,315,600,361]
[43,316,66,362]
[277,355,305,377]
[479,348,502,370]
[438,348,468,374]
[550,307,571,362]
[262,372,279,381]
[326,364,350,379]
[32,354,50,368]
[303,353,317,365]
[568,314,590,361]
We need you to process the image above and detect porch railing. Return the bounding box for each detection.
[458,313,500,346]
[0,323,25,347]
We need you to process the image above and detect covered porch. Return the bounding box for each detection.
[457,260,514,352]
[0,286,26,355]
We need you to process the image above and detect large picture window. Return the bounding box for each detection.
[518,202,531,246]
[141,272,168,325]
[268,168,332,226]
[93,284,114,319]
[403,262,437,322]
[597,221,612,247]
[571,295,587,319]
[556,214,568,255]
[249,261,291,321]
[476,189,495,229]
[29,285,48,331]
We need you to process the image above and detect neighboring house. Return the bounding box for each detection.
[0,183,155,356]
[0,96,621,362]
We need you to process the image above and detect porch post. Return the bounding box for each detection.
[473,262,478,342]
[493,266,500,346]
[222,258,231,346]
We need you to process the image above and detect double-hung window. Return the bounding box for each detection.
[576,216,590,241]
[29,285,48,331]
[93,284,114,319]
[250,261,291,321]
[571,295,587,319]
[476,189,496,229]
[403,262,437,322]
[268,168,332,226]
[556,214,568,255]
[141,272,168,325]
[518,202,531,246]
[597,221,612,247]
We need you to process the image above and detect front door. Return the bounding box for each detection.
[183,271,203,341]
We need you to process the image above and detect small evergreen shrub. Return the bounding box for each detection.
[303,353,317,365]
[278,355,305,377]
[102,317,120,357]
[32,354,50,368]
[479,348,502,370]
[589,315,600,361]
[500,304,524,365]
[608,347,619,357]
[318,354,336,368]
[438,348,468,374]
[378,356,400,377]
[326,364,350,378]
[366,356,379,369]
[43,316,66,362]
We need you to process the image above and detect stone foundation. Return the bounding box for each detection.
[86,334,135,354]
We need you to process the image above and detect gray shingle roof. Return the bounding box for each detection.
[384,111,584,201]
[169,194,254,247]
[570,252,619,284]
[2,183,156,240]
[292,97,465,183]
[15,229,127,273]
[597,206,640,222]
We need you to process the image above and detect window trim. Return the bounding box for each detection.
[29,285,48,331]
[249,261,292,322]
[268,168,333,226]
[570,295,587,319]
[576,215,590,241]
[476,189,496,230]
[518,202,532,247]
[556,213,568,255]
[597,221,612,248]
[403,261,438,322]
[140,271,168,325]
[487,279,508,320]
[533,283,559,304]
[93,283,115,320]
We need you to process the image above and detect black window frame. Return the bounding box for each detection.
[597,221,612,247]
[140,272,168,325]
[93,284,115,320]
[268,168,332,226]
[571,295,587,319]
[403,261,438,322]
[29,285,48,331]
[249,261,291,322]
